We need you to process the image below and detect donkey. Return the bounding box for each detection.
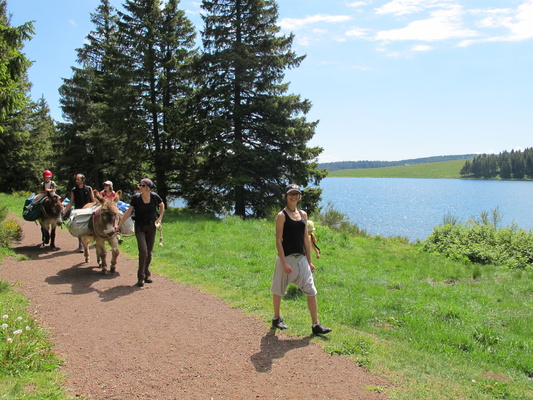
[81,190,122,275]
[38,192,64,250]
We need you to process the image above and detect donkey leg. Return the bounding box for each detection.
[82,237,90,263]
[97,242,108,275]
[50,227,59,250]
[41,226,50,246]
[109,239,120,274]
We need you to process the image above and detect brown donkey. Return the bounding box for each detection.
[38,192,64,250]
[81,190,122,274]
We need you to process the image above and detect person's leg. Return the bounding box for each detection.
[135,231,148,282]
[272,293,289,329]
[273,294,282,319]
[143,228,156,281]
[307,295,332,334]
[307,295,319,325]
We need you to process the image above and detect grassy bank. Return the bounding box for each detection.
[1,193,532,399]
[327,159,467,179]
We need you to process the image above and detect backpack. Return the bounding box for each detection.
[22,194,42,222]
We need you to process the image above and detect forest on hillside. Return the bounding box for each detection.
[319,154,476,171]
[460,148,533,179]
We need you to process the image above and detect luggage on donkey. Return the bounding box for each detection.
[22,193,42,222]
[66,206,98,237]
[118,210,135,237]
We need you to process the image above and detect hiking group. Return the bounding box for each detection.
[24,173,331,335]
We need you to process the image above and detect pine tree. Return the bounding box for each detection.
[0,2,57,192]
[117,0,196,203]
[189,0,325,217]
[0,0,33,122]
[57,0,144,192]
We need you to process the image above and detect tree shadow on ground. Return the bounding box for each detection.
[250,330,312,373]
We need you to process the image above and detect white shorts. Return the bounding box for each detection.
[270,254,317,297]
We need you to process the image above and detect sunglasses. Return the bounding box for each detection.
[138,184,147,187]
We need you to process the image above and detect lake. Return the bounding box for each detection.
[319,177,533,242]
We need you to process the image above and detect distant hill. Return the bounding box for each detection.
[327,159,469,179]
[318,154,477,171]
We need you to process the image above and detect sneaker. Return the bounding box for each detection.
[136,280,144,287]
[144,278,153,284]
[272,317,289,330]
[312,323,332,335]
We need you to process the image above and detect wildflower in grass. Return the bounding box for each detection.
[2,315,8,319]
[16,316,22,321]
[1,323,7,329]
[13,329,22,335]
[7,338,13,343]
[25,326,31,331]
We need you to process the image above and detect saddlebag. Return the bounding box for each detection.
[22,194,42,222]
[66,206,97,237]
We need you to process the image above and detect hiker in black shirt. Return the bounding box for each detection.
[63,173,95,252]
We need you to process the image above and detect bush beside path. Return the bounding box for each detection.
[0,217,390,400]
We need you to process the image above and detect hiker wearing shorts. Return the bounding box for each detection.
[270,184,332,335]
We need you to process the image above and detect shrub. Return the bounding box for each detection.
[0,205,23,247]
[313,202,368,237]
[423,209,533,269]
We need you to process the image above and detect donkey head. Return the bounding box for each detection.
[93,189,122,237]
[41,192,64,226]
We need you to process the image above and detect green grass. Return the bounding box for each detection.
[0,193,77,400]
[328,159,467,179]
[1,192,533,399]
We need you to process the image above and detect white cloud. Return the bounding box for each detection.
[279,14,352,31]
[412,44,433,51]
[347,1,370,8]
[375,0,454,16]
[346,27,370,38]
[375,6,478,42]
[459,0,533,45]
[500,0,533,40]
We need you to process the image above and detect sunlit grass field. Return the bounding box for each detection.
[327,159,468,179]
[1,192,532,399]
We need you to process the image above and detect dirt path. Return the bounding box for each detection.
[0,217,390,400]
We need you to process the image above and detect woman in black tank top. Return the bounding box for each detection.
[270,184,332,335]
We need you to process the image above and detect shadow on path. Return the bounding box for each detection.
[250,330,312,372]
[45,264,138,301]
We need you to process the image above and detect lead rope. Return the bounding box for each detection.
[155,221,163,247]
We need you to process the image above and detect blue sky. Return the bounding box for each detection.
[7,0,533,162]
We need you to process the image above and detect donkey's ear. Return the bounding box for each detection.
[114,190,122,203]
[93,189,105,203]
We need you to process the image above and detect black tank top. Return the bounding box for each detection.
[71,185,92,208]
[282,209,306,256]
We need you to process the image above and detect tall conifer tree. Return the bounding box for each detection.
[0,2,56,192]
[189,0,325,217]
[0,0,33,121]
[117,0,196,203]
[57,0,142,190]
